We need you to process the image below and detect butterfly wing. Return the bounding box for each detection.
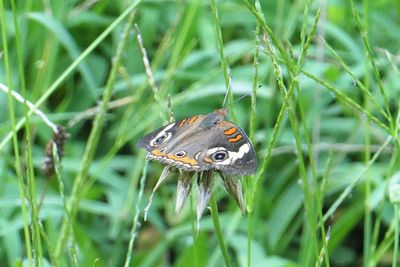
[137,121,176,150]
[137,114,206,150]
[199,121,257,176]
[163,120,257,176]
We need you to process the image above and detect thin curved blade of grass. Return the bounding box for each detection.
[0,1,141,152]
[210,193,232,267]
[158,0,200,98]
[294,5,331,266]
[320,37,389,122]
[27,12,98,99]
[173,82,271,106]
[123,161,148,267]
[6,0,35,263]
[372,221,395,265]
[210,0,236,121]
[242,0,295,72]
[350,0,393,130]
[301,70,392,135]
[322,136,392,222]
[247,5,261,266]
[54,3,141,259]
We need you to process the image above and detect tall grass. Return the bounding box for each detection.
[0,0,399,267]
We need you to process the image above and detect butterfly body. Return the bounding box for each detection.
[138,109,257,176]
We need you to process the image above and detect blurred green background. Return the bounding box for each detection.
[0,0,400,266]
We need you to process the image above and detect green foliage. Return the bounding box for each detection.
[0,0,399,266]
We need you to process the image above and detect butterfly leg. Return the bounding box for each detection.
[175,171,195,214]
[217,171,245,214]
[196,170,214,232]
[144,166,171,221]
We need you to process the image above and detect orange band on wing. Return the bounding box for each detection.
[224,127,237,135]
[152,149,166,157]
[188,116,198,124]
[178,119,187,127]
[152,149,197,165]
[228,134,243,143]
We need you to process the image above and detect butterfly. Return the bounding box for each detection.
[137,109,257,176]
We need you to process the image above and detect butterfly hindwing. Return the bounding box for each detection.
[197,121,257,176]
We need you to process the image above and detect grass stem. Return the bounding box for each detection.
[210,193,232,267]
[54,4,141,260]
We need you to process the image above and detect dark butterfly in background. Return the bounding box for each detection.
[42,125,70,178]
[38,125,69,210]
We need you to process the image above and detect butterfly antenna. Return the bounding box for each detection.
[233,93,251,104]
[222,88,229,107]
[222,87,230,108]
[222,69,233,108]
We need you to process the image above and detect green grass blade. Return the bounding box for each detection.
[0,1,142,152]
[54,3,141,260]
[210,193,232,267]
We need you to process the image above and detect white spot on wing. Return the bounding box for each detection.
[207,147,224,154]
[206,144,250,165]
[235,143,250,159]
[195,151,202,160]
[162,123,175,132]
[150,123,175,146]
